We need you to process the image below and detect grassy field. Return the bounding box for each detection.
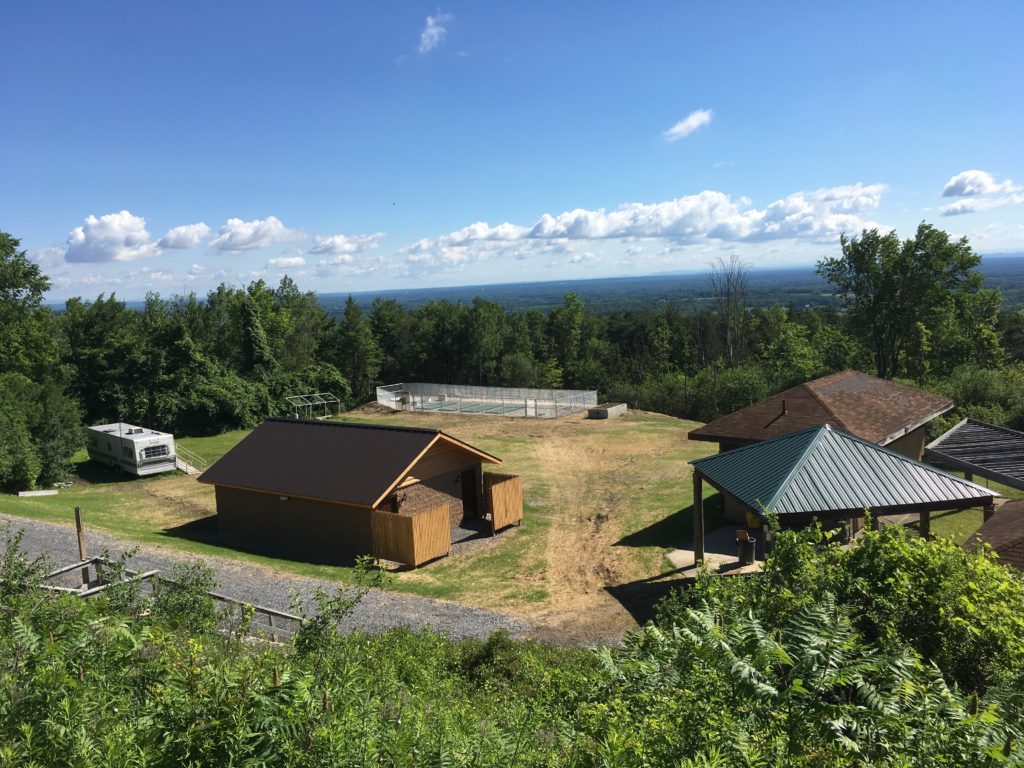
[0,409,718,639]
[910,475,1024,544]
[3,410,1015,638]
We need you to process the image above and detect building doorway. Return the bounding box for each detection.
[460,469,479,520]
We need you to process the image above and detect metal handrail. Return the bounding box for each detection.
[174,444,208,469]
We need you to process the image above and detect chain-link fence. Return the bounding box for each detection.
[376,383,598,419]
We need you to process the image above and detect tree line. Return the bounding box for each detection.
[2,223,1024,490]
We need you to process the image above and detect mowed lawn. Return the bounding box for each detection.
[0,410,718,636]
[1,409,1013,635]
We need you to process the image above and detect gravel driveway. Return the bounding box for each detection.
[0,513,532,641]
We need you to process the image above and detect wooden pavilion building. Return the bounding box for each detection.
[688,424,998,563]
[199,419,522,566]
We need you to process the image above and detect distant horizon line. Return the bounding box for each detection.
[44,249,1024,306]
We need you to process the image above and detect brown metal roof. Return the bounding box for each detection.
[198,419,500,508]
[966,500,1024,571]
[688,370,953,446]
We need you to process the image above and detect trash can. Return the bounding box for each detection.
[737,536,757,565]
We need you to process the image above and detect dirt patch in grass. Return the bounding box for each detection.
[336,408,714,642]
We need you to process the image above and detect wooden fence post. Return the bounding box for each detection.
[74,506,89,587]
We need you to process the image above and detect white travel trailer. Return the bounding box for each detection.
[86,423,177,476]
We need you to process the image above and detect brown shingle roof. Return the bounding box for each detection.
[198,419,499,508]
[688,370,953,446]
[966,500,1024,571]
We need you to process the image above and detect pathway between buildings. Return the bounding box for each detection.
[0,513,533,642]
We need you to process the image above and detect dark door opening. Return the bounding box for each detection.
[460,469,479,520]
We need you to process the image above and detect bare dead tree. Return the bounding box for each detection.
[708,254,750,366]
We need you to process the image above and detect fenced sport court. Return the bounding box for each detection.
[377,383,598,419]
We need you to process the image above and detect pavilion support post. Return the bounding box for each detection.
[984,501,996,522]
[964,472,973,482]
[918,510,931,538]
[693,472,705,565]
[870,513,881,532]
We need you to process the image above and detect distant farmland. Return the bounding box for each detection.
[326,252,1024,315]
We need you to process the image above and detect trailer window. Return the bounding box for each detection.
[123,446,133,458]
[142,445,170,459]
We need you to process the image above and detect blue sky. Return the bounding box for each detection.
[3,1,1022,300]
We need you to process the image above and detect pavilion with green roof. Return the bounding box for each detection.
[689,424,998,562]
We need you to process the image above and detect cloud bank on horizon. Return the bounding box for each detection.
[46,180,890,291]
[38,161,1024,297]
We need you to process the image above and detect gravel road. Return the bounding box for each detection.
[0,513,532,641]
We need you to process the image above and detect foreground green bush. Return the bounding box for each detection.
[1,525,1023,766]
[658,522,1024,691]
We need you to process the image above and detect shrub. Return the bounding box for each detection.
[150,560,218,634]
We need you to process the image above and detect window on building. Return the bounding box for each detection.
[142,445,170,459]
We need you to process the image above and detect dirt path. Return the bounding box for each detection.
[528,432,637,637]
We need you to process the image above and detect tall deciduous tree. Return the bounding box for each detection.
[817,223,1000,379]
[0,231,83,488]
[0,233,59,380]
[708,255,750,366]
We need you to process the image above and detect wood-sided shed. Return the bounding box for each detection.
[688,424,998,563]
[198,419,514,566]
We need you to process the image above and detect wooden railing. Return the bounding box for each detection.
[41,557,301,643]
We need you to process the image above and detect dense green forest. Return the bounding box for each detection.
[2,520,1023,765]
[3,223,1024,491]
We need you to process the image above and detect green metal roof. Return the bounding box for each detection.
[690,424,998,516]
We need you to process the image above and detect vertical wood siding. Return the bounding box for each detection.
[214,486,373,556]
[484,473,523,533]
[371,504,451,566]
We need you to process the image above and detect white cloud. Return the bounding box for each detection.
[942,169,1018,197]
[158,222,211,249]
[65,210,159,263]
[267,256,307,269]
[314,256,386,278]
[184,264,206,283]
[138,267,174,283]
[664,108,713,142]
[418,12,451,54]
[403,183,886,264]
[29,245,66,269]
[940,193,1024,217]
[209,216,298,252]
[308,232,385,256]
